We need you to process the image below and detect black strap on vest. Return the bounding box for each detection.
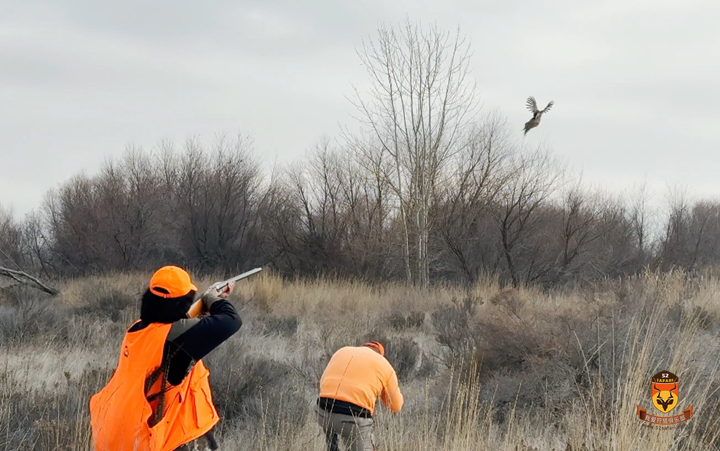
[144,343,216,449]
[144,345,181,427]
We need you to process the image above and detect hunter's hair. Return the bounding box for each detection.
[140,289,197,324]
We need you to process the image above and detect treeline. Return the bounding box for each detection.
[1,129,719,288]
[3,21,719,288]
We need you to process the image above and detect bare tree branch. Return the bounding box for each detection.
[0,266,60,296]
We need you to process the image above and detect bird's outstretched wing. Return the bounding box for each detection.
[526,96,539,114]
[541,101,554,113]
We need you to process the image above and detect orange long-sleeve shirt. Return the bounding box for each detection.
[319,346,404,414]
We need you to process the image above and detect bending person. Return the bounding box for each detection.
[315,341,404,451]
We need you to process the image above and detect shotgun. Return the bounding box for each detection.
[186,267,263,318]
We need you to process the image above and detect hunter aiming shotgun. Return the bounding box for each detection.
[186,267,263,318]
[90,265,257,451]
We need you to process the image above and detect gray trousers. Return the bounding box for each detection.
[314,404,376,451]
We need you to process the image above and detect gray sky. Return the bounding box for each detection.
[1,0,718,217]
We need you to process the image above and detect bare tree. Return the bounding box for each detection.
[172,134,263,272]
[435,114,509,282]
[628,180,653,265]
[22,211,55,278]
[95,147,167,269]
[594,195,638,277]
[495,148,564,286]
[284,146,344,274]
[686,202,718,271]
[349,19,478,287]
[43,174,105,274]
[549,182,603,283]
[0,204,25,268]
[0,204,60,294]
[655,185,691,271]
[278,139,398,278]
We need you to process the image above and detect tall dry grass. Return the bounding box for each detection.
[1,270,719,450]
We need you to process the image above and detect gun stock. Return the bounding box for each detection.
[187,299,205,319]
[187,267,263,318]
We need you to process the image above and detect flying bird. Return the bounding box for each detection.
[523,96,554,135]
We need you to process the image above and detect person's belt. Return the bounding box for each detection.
[318,397,373,418]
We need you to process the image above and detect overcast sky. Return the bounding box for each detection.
[1,0,718,217]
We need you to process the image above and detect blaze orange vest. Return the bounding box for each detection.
[89,321,219,451]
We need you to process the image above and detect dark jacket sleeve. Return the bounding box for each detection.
[164,294,242,385]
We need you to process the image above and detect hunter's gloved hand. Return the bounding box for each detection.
[218,281,235,298]
[200,292,222,312]
[200,281,235,312]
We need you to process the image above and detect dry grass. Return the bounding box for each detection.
[1,270,719,450]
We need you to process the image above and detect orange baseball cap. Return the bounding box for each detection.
[149,266,198,298]
[364,341,385,356]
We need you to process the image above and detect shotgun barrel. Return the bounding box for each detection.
[186,267,263,318]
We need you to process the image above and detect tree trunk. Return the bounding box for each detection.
[0,266,60,296]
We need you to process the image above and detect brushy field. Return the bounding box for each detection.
[1,270,720,450]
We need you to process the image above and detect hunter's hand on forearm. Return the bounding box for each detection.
[219,281,235,298]
[201,281,235,311]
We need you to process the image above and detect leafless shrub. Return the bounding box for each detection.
[0,366,111,451]
[0,288,67,344]
[385,310,425,330]
[1,272,720,450]
[72,284,137,323]
[431,296,480,366]
[257,314,299,338]
[205,348,307,439]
